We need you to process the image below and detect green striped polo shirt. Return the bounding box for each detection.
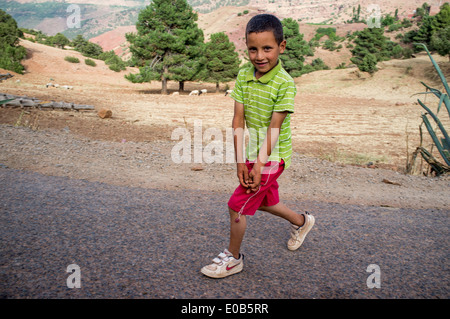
[230,60,296,169]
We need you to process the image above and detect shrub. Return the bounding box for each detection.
[0,9,26,73]
[99,50,126,72]
[391,45,404,59]
[359,53,378,74]
[350,27,395,73]
[64,56,80,63]
[401,18,412,28]
[402,47,414,59]
[407,44,450,176]
[323,39,342,51]
[71,35,103,58]
[108,64,122,72]
[85,58,96,67]
[311,58,329,71]
[388,24,402,32]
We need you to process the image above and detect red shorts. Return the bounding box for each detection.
[228,160,285,216]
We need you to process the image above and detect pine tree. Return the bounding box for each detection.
[350,27,392,74]
[432,3,450,33]
[414,3,450,51]
[50,33,70,49]
[280,18,312,78]
[201,32,240,92]
[126,0,205,94]
[431,26,450,61]
[0,9,26,74]
[71,35,103,58]
[414,2,431,20]
[414,15,436,48]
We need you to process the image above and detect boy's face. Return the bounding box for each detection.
[246,31,286,79]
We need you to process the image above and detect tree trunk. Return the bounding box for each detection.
[215,82,220,93]
[179,81,185,92]
[162,65,168,95]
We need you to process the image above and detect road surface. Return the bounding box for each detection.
[1,167,448,301]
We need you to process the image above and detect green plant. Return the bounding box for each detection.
[85,58,96,67]
[0,9,26,74]
[108,64,122,72]
[64,56,80,63]
[200,32,240,92]
[0,99,14,105]
[350,26,402,73]
[280,18,313,77]
[407,43,450,176]
[126,0,205,94]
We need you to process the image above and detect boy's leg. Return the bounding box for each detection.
[228,208,246,259]
[200,208,245,279]
[259,202,305,227]
[259,202,315,251]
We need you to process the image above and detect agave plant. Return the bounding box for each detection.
[0,99,14,105]
[408,44,450,176]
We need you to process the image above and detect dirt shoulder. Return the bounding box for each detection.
[0,116,448,211]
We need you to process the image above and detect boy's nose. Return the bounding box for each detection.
[255,50,265,60]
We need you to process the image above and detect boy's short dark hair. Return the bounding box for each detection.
[245,14,284,45]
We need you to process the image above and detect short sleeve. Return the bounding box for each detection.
[274,81,296,113]
[230,70,245,104]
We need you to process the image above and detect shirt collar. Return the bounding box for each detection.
[245,60,282,83]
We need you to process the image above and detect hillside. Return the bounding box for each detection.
[0,0,143,38]
[246,0,441,23]
[4,0,446,39]
[1,39,449,167]
[4,0,448,68]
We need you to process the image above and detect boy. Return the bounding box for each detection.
[201,14,314,279]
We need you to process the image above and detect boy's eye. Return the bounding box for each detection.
[264,46,272,51]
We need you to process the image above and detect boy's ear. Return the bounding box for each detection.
[279,40,287,53]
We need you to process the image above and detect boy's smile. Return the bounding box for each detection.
[246,31,286,79]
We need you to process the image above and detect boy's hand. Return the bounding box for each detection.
[237,163,250,189]
[247,163,262,193]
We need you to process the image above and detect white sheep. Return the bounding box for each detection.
[189,90,199,96]
[46,83,54,88]
[199,89,207,95]
[172,92,179,96]
[225,89,233,96]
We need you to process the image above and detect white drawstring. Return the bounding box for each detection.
[235,162,279,223]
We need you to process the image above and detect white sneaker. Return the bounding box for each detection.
[201,249,244,278]
[287,212,315,251]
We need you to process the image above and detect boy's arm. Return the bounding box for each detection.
[247,111,288,192]
[233,101,249,188]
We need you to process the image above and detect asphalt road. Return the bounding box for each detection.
[1,167,448,301]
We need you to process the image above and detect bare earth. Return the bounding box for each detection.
[0,40,449,211]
